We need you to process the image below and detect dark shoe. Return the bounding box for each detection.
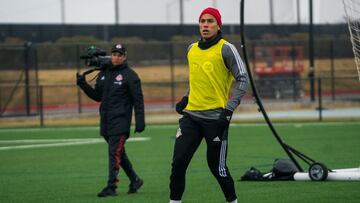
[97,186,117,197]
[128,178,143,194]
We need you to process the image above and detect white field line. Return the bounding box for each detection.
[1,121,359,133]
[0,140,102,150]
[0,137,151,151]
[230,121,360,127]
[0,126,100,133]
[0,138,102,144]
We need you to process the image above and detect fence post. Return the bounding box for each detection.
[76,45,82,114]
[309,0,315,102]
[291,41,297,102]
[38,85,44,127]
[34,45,39,104]
[330,39,335,101]
[24,42,32,116]
[169,42,175,107]
[317,78,322,121]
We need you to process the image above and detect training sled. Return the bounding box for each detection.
[240,159,360,182]
[239,0,360,182]
[294,167,360,181]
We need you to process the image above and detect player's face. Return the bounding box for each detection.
[199,14,220,40]
[111,52,126,65]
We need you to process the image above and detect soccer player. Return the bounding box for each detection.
[76,43,145,197]
[169,7,248,203]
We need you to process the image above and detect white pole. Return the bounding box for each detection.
[60,0,65,24]
[115,0,119,24]
[294,171,360,181]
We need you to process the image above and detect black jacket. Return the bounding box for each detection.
[78,62,145,137]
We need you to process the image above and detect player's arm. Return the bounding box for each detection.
[222,42,249,111]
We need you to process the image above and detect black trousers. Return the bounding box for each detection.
[169,114,237,202]
[104,135,138,188]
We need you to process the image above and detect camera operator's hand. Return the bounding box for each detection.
[134,120,145,133]
[76,73,86,86]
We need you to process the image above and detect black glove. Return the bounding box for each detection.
[175,96,188,115]
[134,119,145,133]
[76,73,86,86]
[217,109,233,129]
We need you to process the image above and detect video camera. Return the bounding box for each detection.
[80,45,110,67]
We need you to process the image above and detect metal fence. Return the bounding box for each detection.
[1,76,359,126]
[1,39,359,126]
[0,24,349,43]
[0,38,355,71]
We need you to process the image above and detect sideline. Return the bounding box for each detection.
[1,121,360,133]
[0,137,151,151]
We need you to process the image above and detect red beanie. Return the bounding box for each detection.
[199,7,222,28]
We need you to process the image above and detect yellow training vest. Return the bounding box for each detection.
[185,39,233,111]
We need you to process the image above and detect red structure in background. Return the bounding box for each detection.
[254,45,305,75]
[253,45,305,99]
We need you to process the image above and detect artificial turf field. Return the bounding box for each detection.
[0,122,359,203]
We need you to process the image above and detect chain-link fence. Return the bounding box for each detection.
[0,43,39,117]
[1,39,359,126]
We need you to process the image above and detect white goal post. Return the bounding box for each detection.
[343,0,360,80]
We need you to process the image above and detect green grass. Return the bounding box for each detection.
[0,122,360,203]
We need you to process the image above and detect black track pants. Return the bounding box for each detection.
[104,135,138,188]
[169,114,237,202]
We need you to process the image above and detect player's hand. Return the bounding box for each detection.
[217,109,233,129]
[175,96,188,115]
[76,73,86,86]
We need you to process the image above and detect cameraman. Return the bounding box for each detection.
[76,43,145,197]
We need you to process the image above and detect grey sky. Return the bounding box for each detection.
[0,0,347,24]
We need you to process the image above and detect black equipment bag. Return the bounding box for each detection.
[240,158,299,181]
[270,158,299,180]
[240,167,266,181]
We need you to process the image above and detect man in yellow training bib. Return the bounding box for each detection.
[169,7,248,203]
